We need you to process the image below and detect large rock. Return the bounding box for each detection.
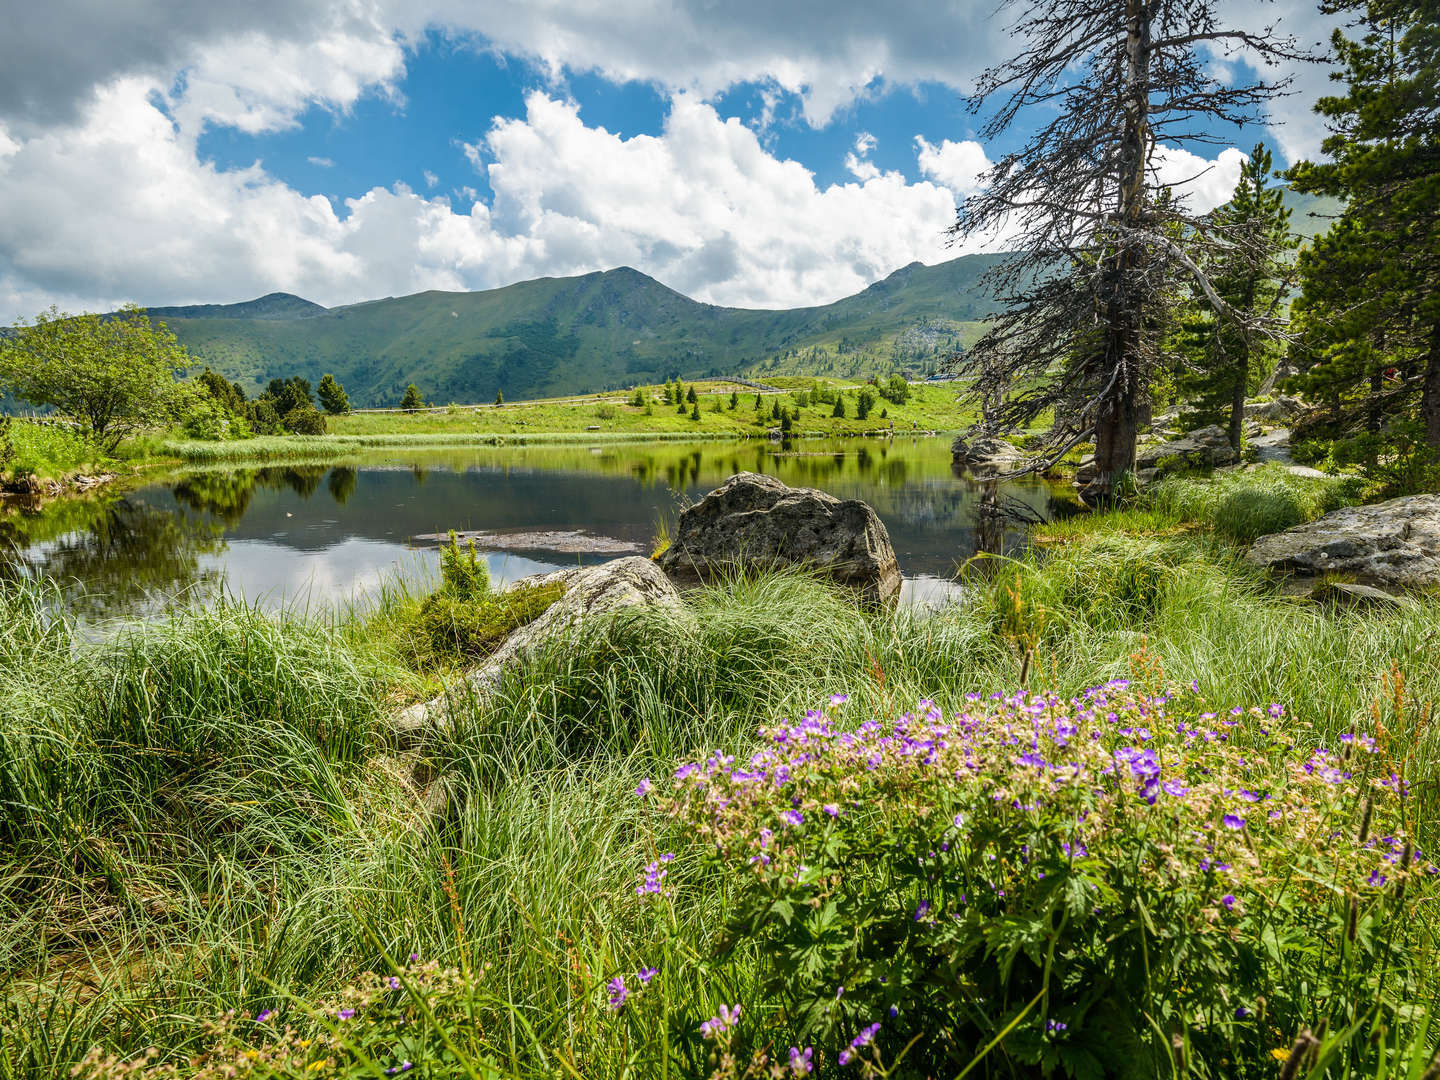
[951,433,1027,476]
[658,472,902,603]
[1245,494,1440,590]
[393,556,685,743]
[1136,424,1242,471]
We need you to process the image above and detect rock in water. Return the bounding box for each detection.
[951,433,1028,476]
[1245,494,1440,590]
[658,471,902,603]
[393,556,685,743]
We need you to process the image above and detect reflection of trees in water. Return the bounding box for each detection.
[172,466,355,521]
[6,496,226,620]
[327,467,357,506]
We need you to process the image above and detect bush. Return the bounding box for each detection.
[414,533,561,661]
[418,581,564,660]
[282,405,327,435]
[647,681,1436,1078]
[596,403,619,420]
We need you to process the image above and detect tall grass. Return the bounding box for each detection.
[4,508,1439,1076]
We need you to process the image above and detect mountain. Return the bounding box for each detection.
[148,193,1345,408]
[151,255,1010,407]
[146,292,329,322]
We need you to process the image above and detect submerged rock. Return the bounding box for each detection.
[1245,494,1440,591]
[658,471,902,604]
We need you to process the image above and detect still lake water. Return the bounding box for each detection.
[1,438,1078,621]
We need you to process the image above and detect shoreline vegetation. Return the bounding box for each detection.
[2,376,968,482]
[3,464,1438,1077]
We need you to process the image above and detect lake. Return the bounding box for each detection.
[0,437,1078,621]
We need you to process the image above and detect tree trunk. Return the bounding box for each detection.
[1229,358,1247,453]
[1423,319,1440,450]
[1087,0,1152,499]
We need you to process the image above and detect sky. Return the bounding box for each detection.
[0,1,1342,321]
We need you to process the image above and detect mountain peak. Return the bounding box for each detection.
[144,292,328,321]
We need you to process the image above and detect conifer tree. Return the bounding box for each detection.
[1178,144,1295,451]
[1288,0,1440,464]
[317,373,350,415]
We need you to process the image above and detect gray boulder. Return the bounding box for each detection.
[1245,494,1440,590]
[393,556,685,744]
[1244,395,1303,423]
[658,472,902,603]
[1137,424,1239,470]
[951,433,1027,476]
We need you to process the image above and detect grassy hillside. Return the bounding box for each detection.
[157,256,1007,407]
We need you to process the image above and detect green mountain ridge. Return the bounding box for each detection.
[149,189,1342,408]
[153,254,1010,407]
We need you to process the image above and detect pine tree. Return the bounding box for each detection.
[495,389,504,405]
[1178,144,1295,451]
[832,394,847,419]
[690,403,701,421]
[686,386,698,404]
[1288,0,1440,465]
[317,373,350,415]
[400,384,424,412]
[729,391,739,410]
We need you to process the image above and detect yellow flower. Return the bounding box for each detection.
[1271,1048,1292,1062]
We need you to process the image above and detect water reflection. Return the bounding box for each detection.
[3,439,1079,620]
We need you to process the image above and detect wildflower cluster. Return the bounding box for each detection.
[650,682,1435,1078]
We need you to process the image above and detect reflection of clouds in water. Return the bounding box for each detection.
[899,574,966,613]
[198,540,569,612]
[200,535,963,616]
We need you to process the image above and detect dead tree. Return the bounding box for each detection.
[950,0,1312,497]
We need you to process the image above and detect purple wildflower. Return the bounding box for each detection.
[699,1004,741,1040]
[635,778,652,798]
[788,1046,814,1076]
[337,1008,356,1021]
[781,809,804,827]
[914,900,931,920]
[637,967,658,985]
[387,977,400,990]
[1222,813,1246,830]
[823,803,840,817]
[1368,869,1388,887]
[830,693,850,706]
[254,1009,273,1023]
[385,1062,413,1075]
[608,976,628,1011]
[1222,894,1237,911]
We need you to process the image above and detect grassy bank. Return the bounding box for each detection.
[3,467,1438,1078]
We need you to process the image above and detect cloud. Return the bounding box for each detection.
[423,169,439,188]
[854,131,877,155]
[1151,145,1249,213]
[0,86,982,318]
[914,136,990,198]
[308,155,335,167]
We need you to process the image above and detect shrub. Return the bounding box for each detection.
[596,403,619,420]
[645,680,1436,1078]
[438,531,489,601]
[282,405,328,436]
[419,580,563,660]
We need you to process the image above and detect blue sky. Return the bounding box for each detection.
[0,1,1336,320]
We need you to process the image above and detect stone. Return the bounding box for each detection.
[1311,581,1408,609]
[951,433,1027,476]
[1244,395,1303,422]
[1245,494,1440,590]
[657,471,902,603]
[392,556,685,744]
[1137,424,1238,471]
